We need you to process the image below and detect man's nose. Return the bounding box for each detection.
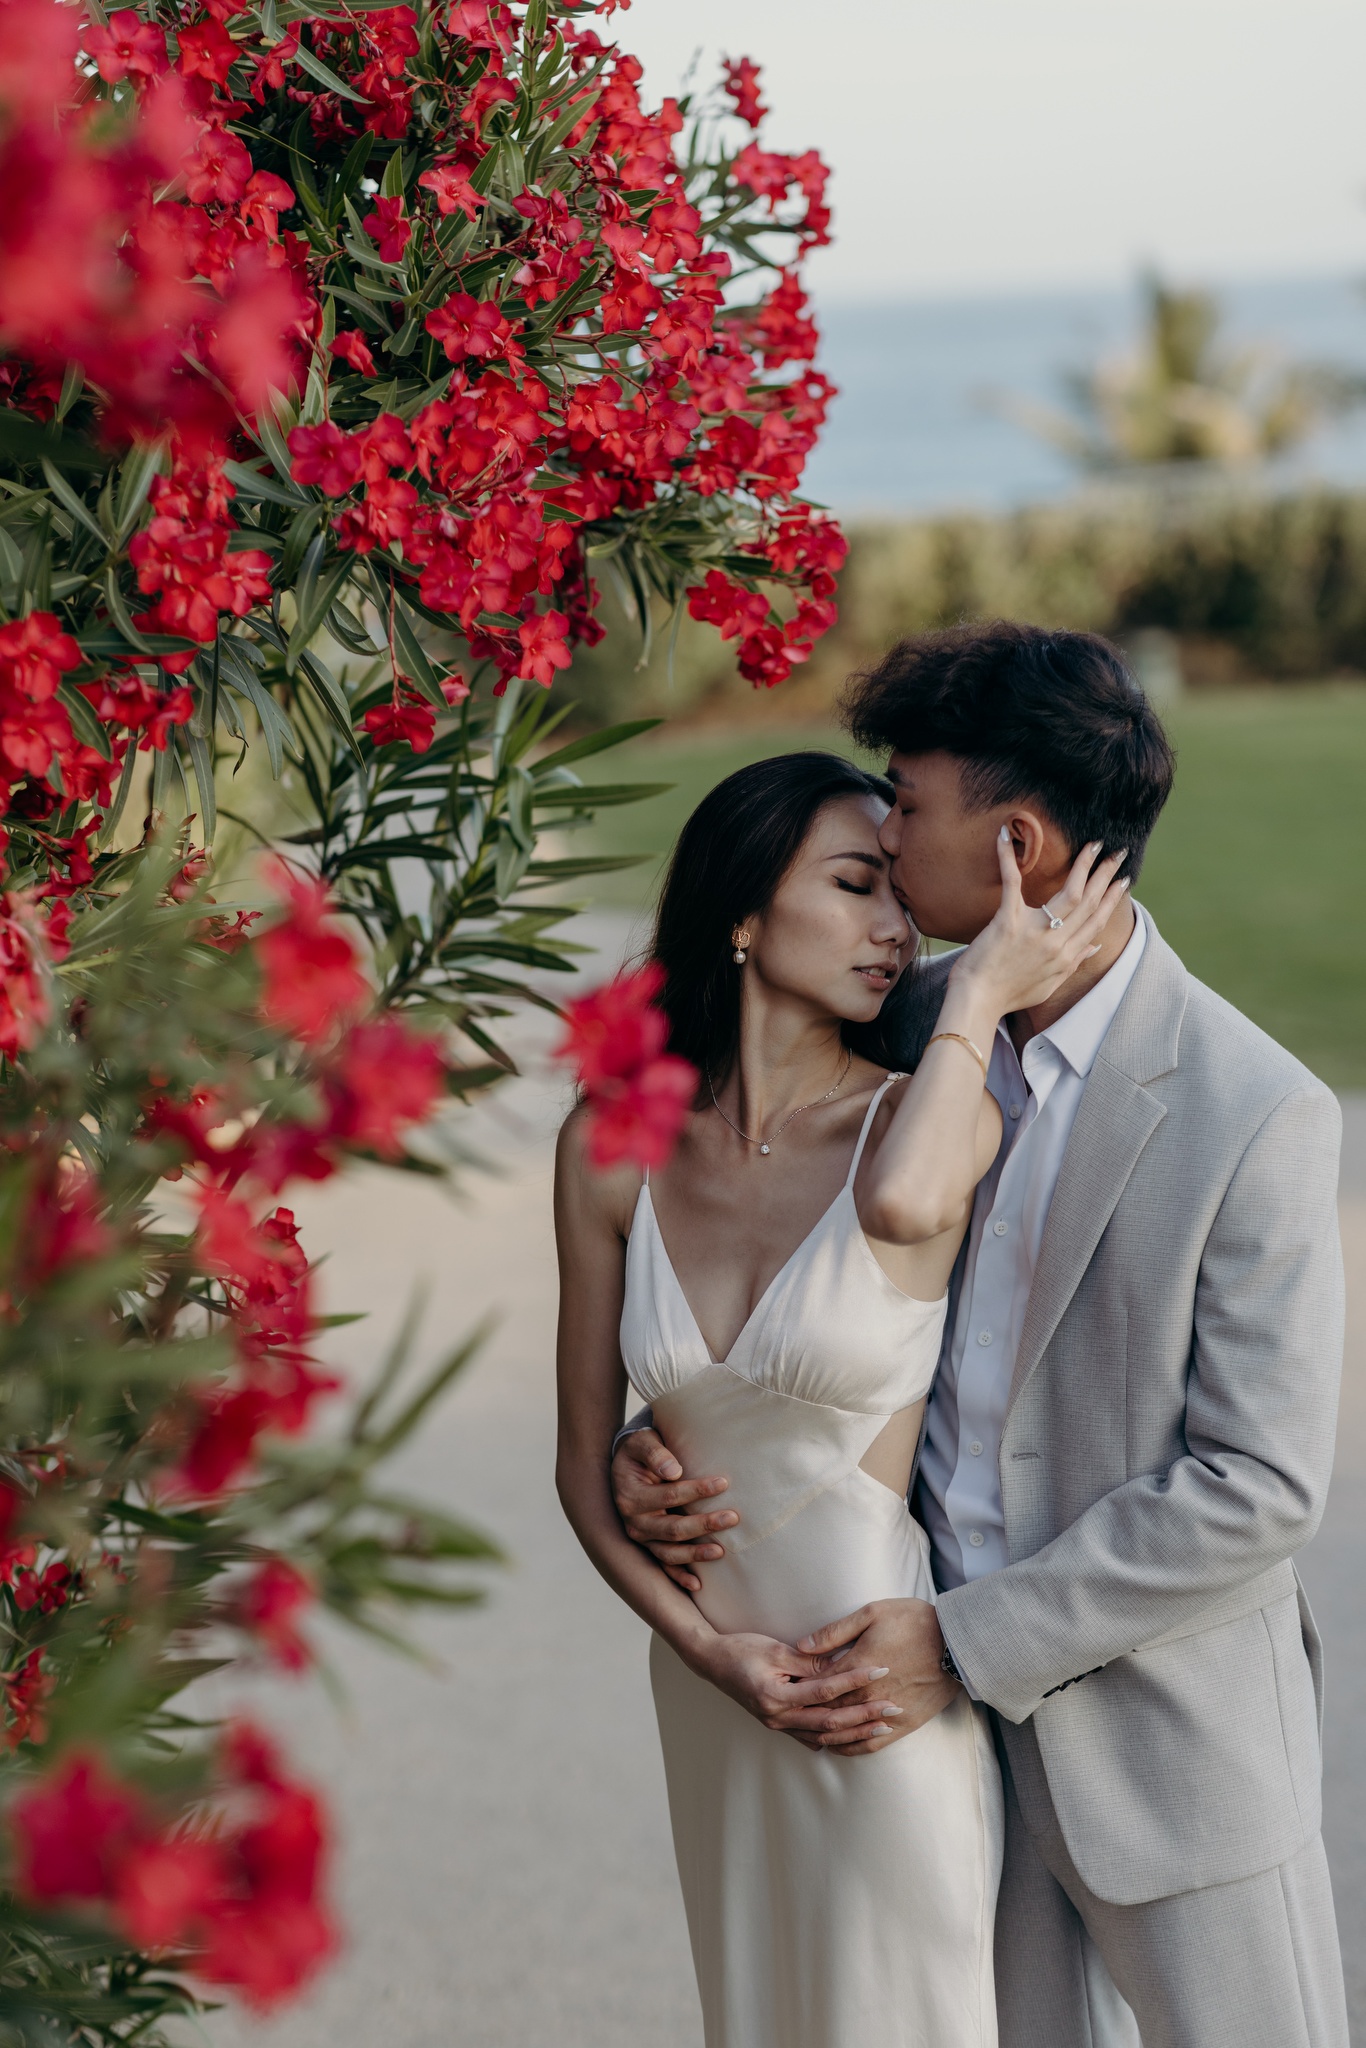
[878,810,902,856]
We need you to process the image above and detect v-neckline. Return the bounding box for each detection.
[638,1182,851,1367]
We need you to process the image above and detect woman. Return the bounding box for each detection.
[555,753,1128,2048]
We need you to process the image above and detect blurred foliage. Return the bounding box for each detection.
[996,272,1360,470]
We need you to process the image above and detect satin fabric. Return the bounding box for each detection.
[620,1079,1003,2047]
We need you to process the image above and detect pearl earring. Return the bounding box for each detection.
[732,928,751,965]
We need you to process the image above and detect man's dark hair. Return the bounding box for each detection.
[842,621,1176,881]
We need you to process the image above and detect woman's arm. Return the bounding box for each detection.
[860,835,1128,1246]
[553,1109,897,1737]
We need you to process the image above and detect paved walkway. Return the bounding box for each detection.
[201,935,1366,2047]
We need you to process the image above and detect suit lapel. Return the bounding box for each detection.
[1005,1067,1166,1416]
[1004,909,1187,1419]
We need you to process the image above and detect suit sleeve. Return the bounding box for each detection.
[935,1084,1345,1723]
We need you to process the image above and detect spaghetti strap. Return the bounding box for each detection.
[844,1072,905,1188]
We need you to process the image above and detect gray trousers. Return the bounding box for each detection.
[994,1719,1349,2048]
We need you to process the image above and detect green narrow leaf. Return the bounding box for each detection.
[41,460,107,544]
[185,730,217,843]
[103,567,155,654]
[224,458,309,508]
[55,361,84,422]
[389,595,447,708]
[293,39,368,101]
[113,441,164,544]
[252,406,299,489]
[533,717,663,771]
[57,680,112,756]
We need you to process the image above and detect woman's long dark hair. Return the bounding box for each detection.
[650,752,935,1087]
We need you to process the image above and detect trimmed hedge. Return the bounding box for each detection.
[566,487,1366,723]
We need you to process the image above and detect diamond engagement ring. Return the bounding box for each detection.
[1046,912,1064,930]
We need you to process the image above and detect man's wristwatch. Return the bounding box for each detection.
[939,1641,963,1684]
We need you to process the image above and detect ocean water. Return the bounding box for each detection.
[802,274,1366,517]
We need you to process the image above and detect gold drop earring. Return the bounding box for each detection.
[732,927,752,965]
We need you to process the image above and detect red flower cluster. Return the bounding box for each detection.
[555,964,696,1171]
[125,445,273,667]
[233,1557,314,1671]
[11,1725,337,2007]
[0,0,310,441]
[146,868,446,1493]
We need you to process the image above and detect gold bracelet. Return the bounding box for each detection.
[925,1031,989,1083]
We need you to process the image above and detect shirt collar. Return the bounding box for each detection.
[1036,910,1147,1080]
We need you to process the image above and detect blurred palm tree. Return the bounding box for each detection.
[998,272,1360,470]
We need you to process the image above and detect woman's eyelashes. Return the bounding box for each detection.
[835,876,872,896]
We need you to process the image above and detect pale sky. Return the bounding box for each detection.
[620,0,1366,301]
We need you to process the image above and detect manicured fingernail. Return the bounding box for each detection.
[1120,877,1130,889]
[999,825,1010,842]
[868,1667,890,1679]
[879,1705,903,1718]
[797,1636,815,1651]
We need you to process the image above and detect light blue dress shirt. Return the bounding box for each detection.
[919,915,1148,1594]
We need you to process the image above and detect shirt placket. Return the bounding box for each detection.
[946,1038,1063,1575]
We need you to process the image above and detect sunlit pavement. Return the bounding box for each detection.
[198,920,1366,2047]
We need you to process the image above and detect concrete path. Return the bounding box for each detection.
[200,934,1366,2048]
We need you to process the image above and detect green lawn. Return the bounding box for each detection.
[569,687,1366,1087]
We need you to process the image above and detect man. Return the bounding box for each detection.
[611,622,1347,2046]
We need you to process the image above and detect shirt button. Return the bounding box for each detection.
[969,1440,983,1456]
[993,1219,1008,1236]
[977,1330,993,1346]
[968,1531,986,1548]
[1008,1103,1023,1120]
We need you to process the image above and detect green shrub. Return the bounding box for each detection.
[565,487,1366,725]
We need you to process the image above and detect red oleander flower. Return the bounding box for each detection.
[234,1557,314,1671]
[686,569,770,641]
[556,964,669,1089]
[255,867,370,1044]
[418,159,484,220]
[362,686,435,752]
[115,1833,228,1949]
[3,1649,53,1747]
[12,1752,145,1900]
[362,194,411,263]
[323,1013,446,1158]
[517,608,571,687]
[82,7,167,81]
[722,55,766,127]
[0,612,81,702]
[176,15,237,85]
[424,291,524,366]
[287,422,365,496]
[331,330,377,377]
[583,1055,697,1170]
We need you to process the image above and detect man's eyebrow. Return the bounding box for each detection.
[886,765,913,790]
[825,850,885,869]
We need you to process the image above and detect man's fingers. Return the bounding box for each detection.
[627,1505,737,1543]
[620,1473,732,1514]
[772,1661,889,1710]
[646,1538,727,1567]
[616,1428,680,1482]
[796,1605,873,1657]
[662,1563,703,1593]
[769,1699,902,1734]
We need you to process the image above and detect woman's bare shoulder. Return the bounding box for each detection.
[555,1103,643,1239]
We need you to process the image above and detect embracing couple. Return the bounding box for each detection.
[555,622,1347,2048]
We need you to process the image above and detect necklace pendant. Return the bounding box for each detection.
[759,1143,771,1155]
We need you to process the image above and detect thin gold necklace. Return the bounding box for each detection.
[708,1049,853,1156]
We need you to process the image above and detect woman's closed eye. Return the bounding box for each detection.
[835,878,872,896]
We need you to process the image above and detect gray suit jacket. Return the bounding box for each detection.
[930,908,1344,1907]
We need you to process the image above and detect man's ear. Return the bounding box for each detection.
[1003,807,1049,879]
[1005,807,1074,905]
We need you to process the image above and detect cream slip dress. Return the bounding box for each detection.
[620,1076,1003,2048]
